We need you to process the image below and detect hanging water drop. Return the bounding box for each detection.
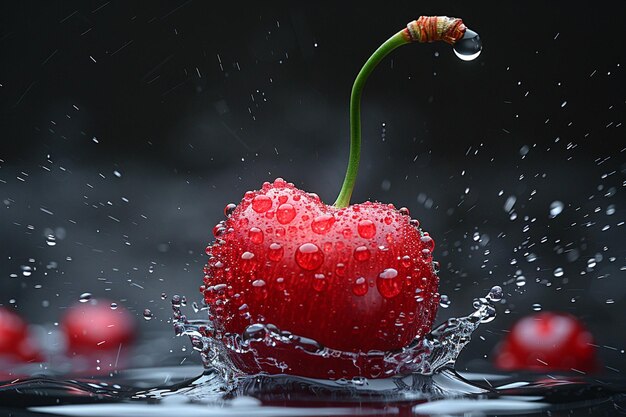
[453,28,482,61]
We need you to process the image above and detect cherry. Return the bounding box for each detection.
[493,312,597,373]
[202,16,480,379]
[61,300,135,358]
[0,307,42,364]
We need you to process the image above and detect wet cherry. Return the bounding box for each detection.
[493,312,597,373]
[202,181,440,378]
[201,15,480,379]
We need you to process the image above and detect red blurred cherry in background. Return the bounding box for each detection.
[493,312,597,373]
[61,300,135,373]
[0,307,42,366]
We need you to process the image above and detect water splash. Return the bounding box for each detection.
[171,286,503,393]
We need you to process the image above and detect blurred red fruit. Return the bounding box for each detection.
[494,312,597,373]
[0,307,42,364]
[62,301,135,359]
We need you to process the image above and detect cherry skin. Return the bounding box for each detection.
[493,312,597,373]
[62,301,135,356]
[0,307,42,364]
[203,179,440,379]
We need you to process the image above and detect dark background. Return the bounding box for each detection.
[1,1,625,373]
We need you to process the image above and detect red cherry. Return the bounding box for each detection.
[0,307,42,364]
[203,180,439,378]
[62,301,135,355]
[493,312,597,373]
[200,16,479,378]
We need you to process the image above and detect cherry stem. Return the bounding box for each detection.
[333,15,473,208]
[333,31,408,208]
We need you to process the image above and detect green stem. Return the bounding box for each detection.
[333,31,409,208]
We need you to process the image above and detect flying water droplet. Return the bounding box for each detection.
[143,308,153,320]
[549,201,564,218]
[532,303,542,311]
[45,234,56,246]
[453,28,482,61]
[79,293,92,303]
[110,302,118,310]
[553,267,564,277]
[515,276,527,287]
[440,294,451,308]
[486,285,503,302]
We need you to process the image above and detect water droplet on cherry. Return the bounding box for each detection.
[311,214,335,234]
[268,243,284,261]
[420,235,435,251]
[377,268,401,298]
[354,246,371,261]
[248,227,264,244]
[224,203,237,217]
[241,251,257,273]
[252,279,266,287]
[312,274,327,292]
[276,203,296,224]
[251,195,272,213]
[352,277,368,296]
[357,219,376,239]
[295,243,324,270]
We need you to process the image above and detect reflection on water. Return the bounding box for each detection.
[1,365,625,417]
